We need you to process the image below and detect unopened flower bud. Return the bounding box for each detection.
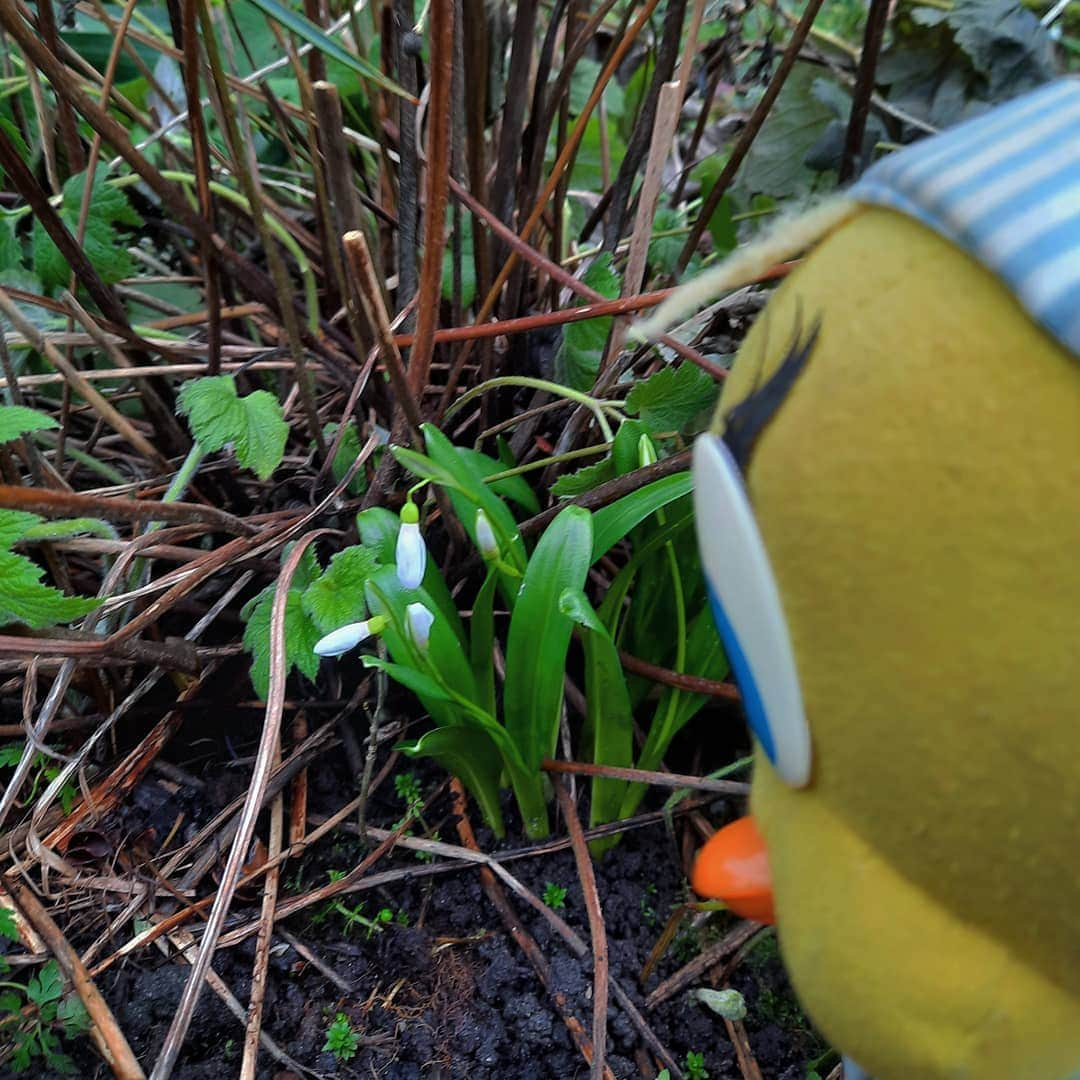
[475,508,499,561]
[405,602,435,651]
[396,501,427,589]
[313,616,386,657]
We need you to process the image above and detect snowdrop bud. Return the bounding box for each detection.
[396,501,427,589]
[313,616,386,657]
[475,508,499,561]
[405,602,435,651]
[638,432,658,468]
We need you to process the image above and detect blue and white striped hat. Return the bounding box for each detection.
[850,77,1080,358]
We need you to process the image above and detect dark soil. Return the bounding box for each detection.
[1,658,828,1080]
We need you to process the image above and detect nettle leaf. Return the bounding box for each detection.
[32,168,142,291]
[0,405,57,444]
[177,375,288,481]
[0,509,44,548]
[301,545,379,633]
[625,362,719,435]
[551,455,615,498]
[555,254,621,392]
[738,64,837,200]
[242,583,322,699]
[0,549,99,630]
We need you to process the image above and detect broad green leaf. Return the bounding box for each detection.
[177,375,288,480]
[301,545,378,634]
[356,507,399,564]
[504,506,593,772]
[361,655,455,703]
[457,447,540,515]
[397,725,506,838]
[647,207,688,279]
[242,584,322,699]
[364,564,477,717]
[559,587,633,847]
[737,64,836,200]
[590,472,694,563]
[0,405,55,445]
[0,550,99,629]
[242,0,410,97]
[32,168,142,290]
[625,363,719,436]
[554,254,621,392]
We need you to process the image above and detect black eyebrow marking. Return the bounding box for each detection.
[722,317,822,472]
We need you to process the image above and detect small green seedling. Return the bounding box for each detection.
[323,1012,360,1062]
[542,882,568,910]
[0,959,90,1074]
[685,1050,710,1080]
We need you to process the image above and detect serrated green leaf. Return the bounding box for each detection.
[738,64,837,200]
[27,960,63,1006]
[551,455,615,498]
[0,405,58,444]
[0,550,99,630]
[301,545,378,634]
[0,989,20,1013]
[177,375,288,480]
[242,584,322,699]
[32,168,142,291]
[0,509,44,549]
[554,254,622,392]
[625,363,719,435]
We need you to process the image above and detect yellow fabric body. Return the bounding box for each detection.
[716,207,1080,1077]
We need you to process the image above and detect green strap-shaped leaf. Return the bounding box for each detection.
[396,725,506,838]
[504,506,593,774]
[590,471,693,563]
[559,587,633,850]
[243,0,411,98]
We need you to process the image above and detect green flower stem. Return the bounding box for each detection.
[444,376,625,443]
[483,441,612,483]
[162,440,208,505]
[32,432,126,485]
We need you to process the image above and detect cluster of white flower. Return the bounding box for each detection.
[313,498,433,659]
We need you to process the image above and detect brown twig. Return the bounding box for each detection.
[677,0,828,272]
[838,0,891,183]
[618,651,742,701]
[645,920,760,1009]
[553,778,609,1080]
[543,760,749,796]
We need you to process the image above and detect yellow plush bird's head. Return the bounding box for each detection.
[668,79,1080,1079]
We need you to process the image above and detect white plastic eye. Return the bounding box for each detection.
[692,434,812,787]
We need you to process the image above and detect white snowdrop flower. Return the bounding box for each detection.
[396,500,427,589]
[313,616,385,658]
[475,508,499,561]
[405,602,435,651]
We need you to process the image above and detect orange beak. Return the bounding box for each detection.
[691,816,776,924]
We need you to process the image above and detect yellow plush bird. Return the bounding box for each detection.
[643,78,1080,1079]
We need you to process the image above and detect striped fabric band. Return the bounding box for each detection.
[850,78,1080,358]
